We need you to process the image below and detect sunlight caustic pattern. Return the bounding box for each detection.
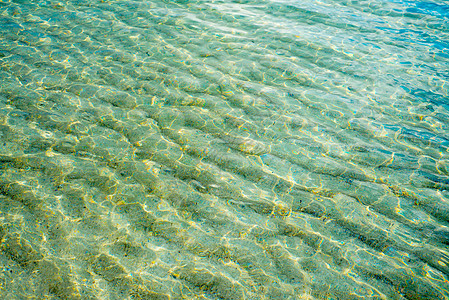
[0,0,448,299]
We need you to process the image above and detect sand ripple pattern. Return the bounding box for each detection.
[0,0,448,299]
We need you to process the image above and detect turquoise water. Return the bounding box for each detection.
[0,0,448,299]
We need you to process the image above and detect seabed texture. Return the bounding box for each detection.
[0,0,448,299]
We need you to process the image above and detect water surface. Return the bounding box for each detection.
[0,0,448,299]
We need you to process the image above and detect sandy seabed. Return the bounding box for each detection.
[0,0,448,299]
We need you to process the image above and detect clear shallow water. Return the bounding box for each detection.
[0,0,448,299]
